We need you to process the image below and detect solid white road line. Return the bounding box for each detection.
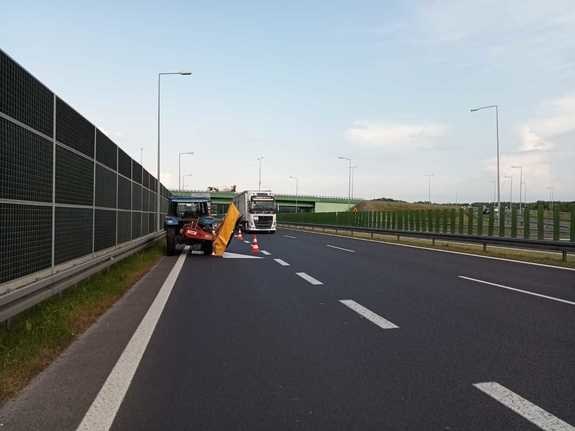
[474,382,575,431]
[339,300,399,330]
[281,227,575,272]
[296,272,323,285]
[459,276,575,307]
[274,258,290,266]
[261,250,271,256]
[76,252,187,431]
[283,235,297,239]
[326,244,355,253]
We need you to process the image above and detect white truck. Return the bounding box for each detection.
[233,190,277,233]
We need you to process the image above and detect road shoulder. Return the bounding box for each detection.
[0,256,178,431]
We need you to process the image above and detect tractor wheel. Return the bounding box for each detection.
[166,229,176,256]
[202,241,213,256]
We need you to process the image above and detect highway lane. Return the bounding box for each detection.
[103,231,575,430]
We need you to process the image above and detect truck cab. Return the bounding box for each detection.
[233,191,277,233]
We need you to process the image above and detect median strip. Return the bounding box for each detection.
[458,276,575,307]
[339,300,398,330]
[296,272,323,285]
[474,382,575,431]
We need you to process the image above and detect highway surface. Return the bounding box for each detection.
[1,228,574,430]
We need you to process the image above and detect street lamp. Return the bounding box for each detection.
[140,147,143,165]
[489,180,496,205]
[512,165,523,211]
[157,71,191,230]
[470,105,501,215]
[178,151,194,191]
[504,175,513,208]
[338,156,352,203]
[425,174,434,204]
[289,176,299,214]
[182,174,193,191]
[257,156,264,191]
[547,186,554,210]
[350,165,358,201]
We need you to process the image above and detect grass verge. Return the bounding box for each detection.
[0,241,164,402]
[288,226,575,269]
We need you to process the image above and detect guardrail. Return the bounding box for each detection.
[0,232,163,324]
[280,222,575,261]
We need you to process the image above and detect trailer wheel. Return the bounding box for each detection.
[166,229,176,256]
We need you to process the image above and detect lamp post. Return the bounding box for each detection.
[289,176,299,214]
[182,174,193,191]
[489,180,496,205]
[140,147,143,165]
[257,156,264,191]
[350,165,358,201]
[547,186,554,210]
[425,174,434,204]
[512,165,523,211]
[157,71,191,230]
[504,175,513,208]
[178,151,194,191]
[338,156,352,203]
[470,105,501,215]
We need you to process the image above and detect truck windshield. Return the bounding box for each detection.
[249,199,276,213]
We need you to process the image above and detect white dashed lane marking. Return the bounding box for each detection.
[474,382,575,431]
[326,244,355,253]
[339,300,398,330]
[261,250,271,256]
[274,258,290,266]
[296,272,323,285]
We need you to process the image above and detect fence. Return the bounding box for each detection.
[279,204,575,243]
[0,49,171,293]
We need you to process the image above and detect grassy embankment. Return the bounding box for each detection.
[0,241,164,402]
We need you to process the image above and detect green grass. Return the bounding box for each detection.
[0,241,164,402]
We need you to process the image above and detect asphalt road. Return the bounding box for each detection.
[2,228,575,430]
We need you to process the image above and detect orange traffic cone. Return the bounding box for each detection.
[250,236,260,254]
[238,228,243,241]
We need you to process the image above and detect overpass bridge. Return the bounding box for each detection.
[172,190,360,215]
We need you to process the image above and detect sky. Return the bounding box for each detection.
[2,0,574,203]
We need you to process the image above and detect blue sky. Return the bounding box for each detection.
[3,0,574,202]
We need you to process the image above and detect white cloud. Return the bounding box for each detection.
[518,95,575,151]
[345,121,448,148]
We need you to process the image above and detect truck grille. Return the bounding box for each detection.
[255,216,273,229]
